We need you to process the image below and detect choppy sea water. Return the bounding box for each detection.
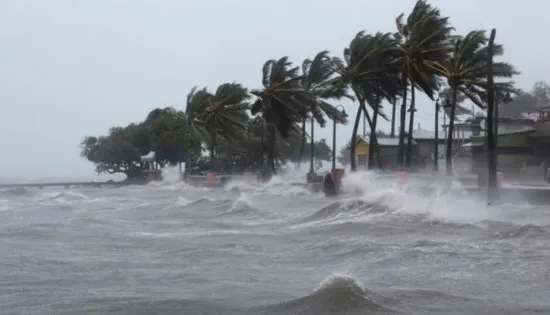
[1,171,550,315]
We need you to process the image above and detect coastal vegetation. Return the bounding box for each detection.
[80,106,332,179]
[81,0,520,180]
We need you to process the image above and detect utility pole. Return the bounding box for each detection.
[362,115,366,138]
[434,99,440,172]
[309,117,315,174]
[486,28,499,203]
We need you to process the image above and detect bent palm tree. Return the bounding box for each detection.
[331,31,400,171]
[200,83,250,171]
[250,57,314,174]
[426,30,519,175]
[298,51,352,168]
[394,0,453,167]
[186,84,250,171]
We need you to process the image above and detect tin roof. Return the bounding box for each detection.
[358,136,416,146]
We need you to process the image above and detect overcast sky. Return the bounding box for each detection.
[0,0,545,181]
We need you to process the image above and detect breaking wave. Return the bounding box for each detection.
[262,274,399,314]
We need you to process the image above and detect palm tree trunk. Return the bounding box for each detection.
[246,126,251,170]
[445,86,458,176]
[367,108,379,170]
[210,132,216,172]
[350,106,362,172]
[298,118,306,168]
[360,102,383,170]
[390,98,397,138]
[260,124,265,170]
[270,126,277,174]
[368,95,381,170]
[397,81,408,168]
[406,85,416,168]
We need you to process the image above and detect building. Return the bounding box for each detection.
[408,129,473,171]
[467,114,550,178]
[351,136,417,170]
[412,130,445,159]
[470,127,537,176]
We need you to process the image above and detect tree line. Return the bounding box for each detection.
[80,105,333,178]
[81,0,520,179]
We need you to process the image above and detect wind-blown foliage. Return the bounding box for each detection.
[80,106,332,179]
[439,87,472,117]
[191,83,250,169]
[331,31,401,171]
[250,57,312,138]
[81,0,521,179]
[426,30,519,175]
[297,51,351,166]
[394,0,453,167]
[250,57,316,174]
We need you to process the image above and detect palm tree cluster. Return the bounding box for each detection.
[177,0,518,176]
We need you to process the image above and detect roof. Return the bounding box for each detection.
[498,126,535,135]
[473,126,535,138]
[412,130,444,140]
[412,129,473,140]
[358,136,416,146]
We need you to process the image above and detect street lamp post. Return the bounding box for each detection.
[332,105,348,171]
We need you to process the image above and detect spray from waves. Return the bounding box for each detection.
[143,166,211,192]
[262,274,399,314]
[151,165,313,196]
[225,175,312,197]
[300,198,390,223]
[215,194,284,225]
[283,171,550,239]
[224,193,258,215]
[339,171,550,225]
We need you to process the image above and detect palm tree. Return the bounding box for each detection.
[185,83,250,171]
[298,115,308,168]
[298,51,352,170]
[426,30,519,175]
[250,57,314,175]
[390,96,400,138]
[394,0,453,168]
[434,87,469,172]
[331,31,400,171]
